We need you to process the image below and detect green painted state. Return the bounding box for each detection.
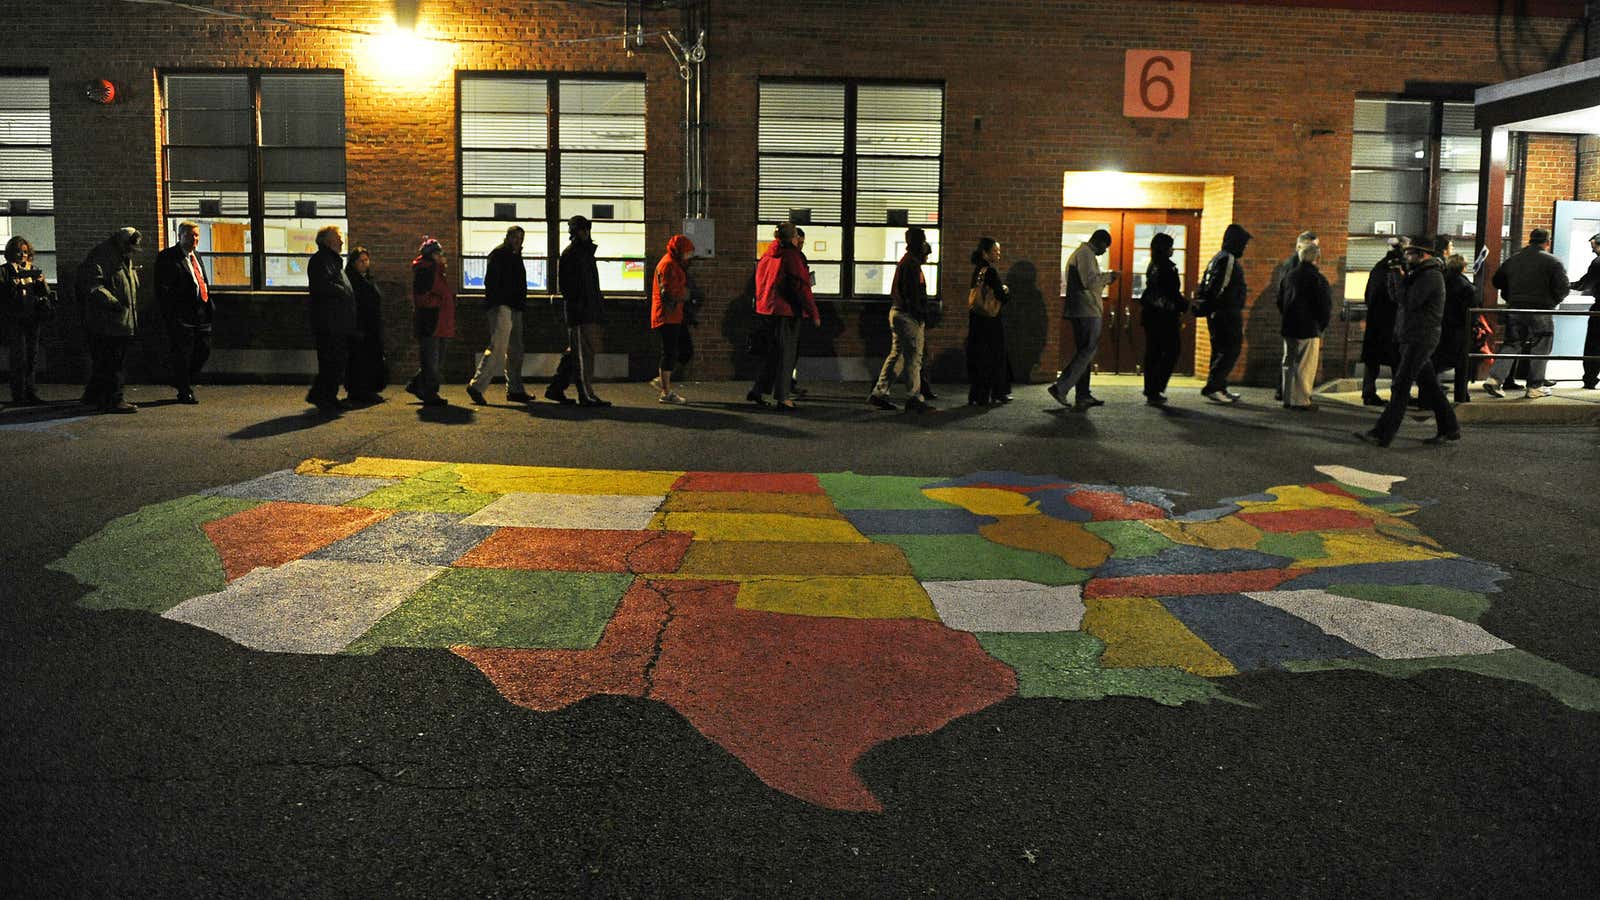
[1256,532,1328,561]
[347,465,497,514]
[1284,650,1600,712]
[816,473,956,510]
[1324,582,1492,623]
[1082,520,1179,559]
[1370,501,1414,514]
[344,568,635,654]
[877,534,1090,585]
[48,495,260,614]
[977,631,1229,706]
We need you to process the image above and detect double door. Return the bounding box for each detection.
[1061,208,1201,375]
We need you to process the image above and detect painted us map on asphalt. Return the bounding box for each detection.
[51,458,1600,812]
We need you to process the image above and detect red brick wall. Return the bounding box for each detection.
[1578,135,1600,202]
[1521,134,1579,240]
[7,0,1585,386]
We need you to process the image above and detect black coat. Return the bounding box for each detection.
[1279,261,1331,339]
[557,238,604,327]
[1140,255,1187,324]
[1362,250,1405,357]
[307,247,357,335]
[155,245,214,329]
[483,242,528,312]
[1396,256,1445,352]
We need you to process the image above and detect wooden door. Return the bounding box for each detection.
[1061,208,1201,375]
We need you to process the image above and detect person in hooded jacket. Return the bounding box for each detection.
[868,226,934,412]
[467,225,531,405]
[652,234,698,404]
[753,223,821,410]
[1360,237,1408,405]
[407,237,455,407]
[1140,231,1188,407]
[549,215,610,407]
[77,227,142,413]
[343,245,387,404]
[1358,234,1460,447]
[306,225,357,414]
[1196,223,1251,403]
[1278,242,1331,410]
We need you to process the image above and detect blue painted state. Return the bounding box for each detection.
[307,511,494,566]
[844,507,996,535]
[1175,503,1243,522]
[1029,490,1093,522]
[1160,593,1374,670]
[1095,545,1294,578]
[202,469,399,505]
[1280,557,1506,593]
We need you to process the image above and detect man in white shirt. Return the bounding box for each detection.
[1048,229,1117,411]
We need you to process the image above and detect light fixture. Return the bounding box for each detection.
[83,79,117,104]
[364,9,452,87]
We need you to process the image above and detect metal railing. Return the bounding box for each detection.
[1454,304,1600,401]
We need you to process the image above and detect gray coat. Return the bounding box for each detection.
[76,235,140,337]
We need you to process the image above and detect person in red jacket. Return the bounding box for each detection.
[407,236,456,407]
[753,222,821,410]
[651,234,696,404]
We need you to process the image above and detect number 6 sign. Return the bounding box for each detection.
[1123,50,1191,119]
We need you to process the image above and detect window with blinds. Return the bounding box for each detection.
[162,72,347,289]
[459,75,646,293]
[0,75,56,279]
[757,80,944,299]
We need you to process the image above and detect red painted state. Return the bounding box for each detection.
[456,577,1017,813]
[670,472,825,494]
[1306,482,1360,500]
[1066,490,1172,521]
[1085,568,1311,599]
[1238,508,1374,533]
[204,502,390,581]
[453,528,693,574]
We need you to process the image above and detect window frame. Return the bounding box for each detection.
[455,71,648,296]
[0,69,56,279]
[757,76,946,301]
[159,68,348,292]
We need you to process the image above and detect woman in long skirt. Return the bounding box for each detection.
[965,237,1011,405]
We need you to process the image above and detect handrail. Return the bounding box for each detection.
[1452,303,1600,400]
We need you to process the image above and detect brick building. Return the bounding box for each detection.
[3,0,1598,391]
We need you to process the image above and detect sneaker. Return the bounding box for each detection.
[867,393,897,411]
[658,392,686,405]
[650,376,663,392]
[1046,383,1069,407]
[1525,386,1552,399]
[466,385,486,405]
[1223,389,1242,403]
[1202,389,1230,404]
[1482,378,1504,398]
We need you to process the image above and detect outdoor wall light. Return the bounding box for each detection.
[83,79,118,104]
[364,18,451,86]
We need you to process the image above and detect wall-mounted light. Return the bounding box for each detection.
[364,4,452,87]
[83,79,118,104]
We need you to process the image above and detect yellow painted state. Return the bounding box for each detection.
[734,575,938,620]
[922,487,1040,517]
[455,463,682,497]
[298,457,444,479]
[658,491,844,518]
[1296,531,1457,568]
[651,512,869,543]
[980,516,1112,569]
[676,541,912,576]
[1147,516,1264,551]
[1082,596,1238,676]
[1236,485,1391,518]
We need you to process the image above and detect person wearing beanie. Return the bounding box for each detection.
[1485,228,1570,399]
[407,236,455,407]
[76,226,143,413]
[1196,223,1251,403]
[549,215,609,406]
[1140,230,1188,406]
[1358,235,1460,447]
[467,225,531,405]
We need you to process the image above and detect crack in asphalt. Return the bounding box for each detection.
[639,580,675,700]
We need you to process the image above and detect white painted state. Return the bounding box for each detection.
[461,492,665,531]
[1246,589,1514,660]
[1313,465,1406,495]
[163,559,443,654]
[924,580,1086,633]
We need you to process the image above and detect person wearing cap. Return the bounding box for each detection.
[1196,223,1252,403]
[305,225,357,414]
[1278,241,1331,411]
[1357,234,1460,447]
[76,226,143,413]
[549,215,609,407]
[1274,231,1319,402]
[868,226,934,412]
[1568,231,1600,390]
[1048,228,1116,411]
[1485,228,1568,399]
[407,236,455,407]
[466,225,531,405]
[651,233,698,404]
[1360,236,1408,406]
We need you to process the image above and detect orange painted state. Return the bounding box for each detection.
[204,502,390,581]
[454,528,693,574]
[1084,568,1310,599]
[1238,508,1375,533]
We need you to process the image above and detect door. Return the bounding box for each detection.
[1061,208,1201,374]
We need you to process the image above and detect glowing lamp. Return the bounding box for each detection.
[83,79,117,104]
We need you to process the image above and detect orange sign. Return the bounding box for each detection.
[1123,50,1191,119]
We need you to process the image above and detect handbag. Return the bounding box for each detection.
[968,268,1001,317]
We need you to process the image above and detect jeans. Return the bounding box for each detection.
[1203,310,1243,393]
[411,336,447,398]
[1374,342,1459,442]
[168,324,211,395]
[1052,315,1101,399]
[469,306,525,395]
[873,309,924,398]
[1281,336,1321,407]
[1489,333,1553,386]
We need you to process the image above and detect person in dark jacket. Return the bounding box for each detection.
[549,215,610,407]
[467,226,531,405]
[1358,235,1460,447]
[1432,252,1474,378]
[1571,232,1600,389]
[407,236,455,407]
[77,226,142,413]
[305,225,357,414]
[965,236,1011,406]
[1196,223,1251,403]
[155,221,213,404]
[1278,243,1332,410]
[1485,228,1569,399]
[752,224,819,410]
[1360,236,1407,406]
[1273,231,1318,402]
[1140,231,1187,407]
[869,226,934,412]
[343,245,387,404]
[1,235,53,405]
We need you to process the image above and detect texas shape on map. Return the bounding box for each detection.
[49,458,1600,812]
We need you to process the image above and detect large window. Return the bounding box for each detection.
[757,80,944,299]
[0,74,55,279]
[161,72,347,289]
[1345,97,1518,299]
[458,75,646,293]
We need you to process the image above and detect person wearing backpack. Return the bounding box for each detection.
[1196,223,1251,403]
[1048,228,1116,411]
[868,226,934,412]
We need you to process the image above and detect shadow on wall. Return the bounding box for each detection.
[1242,256,1292,387]
[1004,260,1046,384]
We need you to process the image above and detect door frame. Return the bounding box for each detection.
[1062,207,1202,375]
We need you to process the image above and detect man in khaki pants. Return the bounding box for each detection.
[1278,242,1331,410]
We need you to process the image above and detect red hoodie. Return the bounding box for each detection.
[411,254,456,338]
[754,239,819,323]
[651,234,695,329]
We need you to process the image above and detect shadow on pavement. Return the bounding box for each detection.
[228,410,342,439]
[519,400,811,438]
